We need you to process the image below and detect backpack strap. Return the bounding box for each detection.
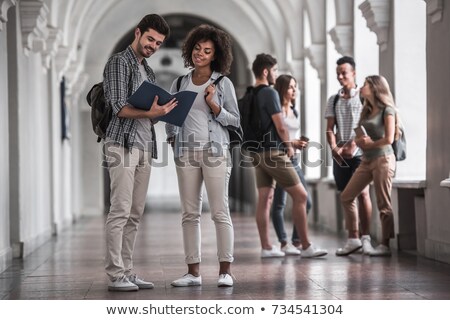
[291,105,298,119]
[333,94,339,109]
[206,75,225,100]
[212,75,225,86]
[176,76,184,92]
[332,94,340,129]
[254,84,268,95]
[253,85,271,134]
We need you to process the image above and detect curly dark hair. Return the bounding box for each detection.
[182,24,233,75]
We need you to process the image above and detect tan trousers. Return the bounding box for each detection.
[341,154,396,241]
[175,150,234,264]
[105,144,151,280]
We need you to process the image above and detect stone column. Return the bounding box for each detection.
[0,0,16,31]
[329,0,354,56]
[19,0,49,55]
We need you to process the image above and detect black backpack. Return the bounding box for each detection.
[382,107,406,161]
[238,85,269,151]
[86,82,112,143]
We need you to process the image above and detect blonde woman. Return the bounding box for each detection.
[337,75,397,257]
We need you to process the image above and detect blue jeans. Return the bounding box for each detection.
[270,156,312,244]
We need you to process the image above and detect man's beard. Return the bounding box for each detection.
[138,38,154,58]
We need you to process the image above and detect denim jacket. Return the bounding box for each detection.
[165,71,240,158]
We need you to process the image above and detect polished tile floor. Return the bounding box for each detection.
[1,211,450,300]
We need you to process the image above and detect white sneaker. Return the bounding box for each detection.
[369,244,391,257]
[171,274,202,287]
[108,275,139,292]
[335,238,362,256]
[261,245,285,258]
[361,235,374,255]
[128,274,154,289]
[301,243,328,258]
[281,243,301,255]
[217,274,233,287]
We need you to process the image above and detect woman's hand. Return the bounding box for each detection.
[204,83,216,106]
[356,135,374,150]
[292,139,308,150]
[204,83,222,116]
[286,146,295,158]
[167,136,175,148]
[341,140,357,158]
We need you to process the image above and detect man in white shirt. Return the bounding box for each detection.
[325,56,374,256]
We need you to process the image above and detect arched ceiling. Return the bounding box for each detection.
[48,0,319,89]
[28,0,349,94]
[82,0,277,68]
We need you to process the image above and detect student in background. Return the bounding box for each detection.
[324,56,374,256]
[338,75,397,257]
[249,54,327,259]
[271,74,312,255]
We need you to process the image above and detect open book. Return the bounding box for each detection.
[354,125,368,138]
[127,81,198,127]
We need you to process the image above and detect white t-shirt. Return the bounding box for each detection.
[182,78,210,148]
[284,108,300,139]
[283,106,301,154]
[133,64,153,151]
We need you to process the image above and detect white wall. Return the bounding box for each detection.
[425,3,450,264]
[393,0,426,180]
[0,28,12,272]
[17,52,53,256]
[5,6,54,258]
[303,10,322,179]
[354,0,379,85]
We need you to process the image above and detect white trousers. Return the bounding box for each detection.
[175,150,234,264]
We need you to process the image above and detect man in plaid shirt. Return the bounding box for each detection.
[103,14,177,292]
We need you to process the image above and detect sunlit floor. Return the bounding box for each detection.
[1,211,450,300]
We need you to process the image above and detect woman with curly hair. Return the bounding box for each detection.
[166,24,240,287]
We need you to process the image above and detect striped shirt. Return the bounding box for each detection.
[103,46,157,158]
[324,94,363,152]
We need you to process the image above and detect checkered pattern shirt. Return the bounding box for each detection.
[103,46,157,158]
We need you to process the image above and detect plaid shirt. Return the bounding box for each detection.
[103,46,157,158]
